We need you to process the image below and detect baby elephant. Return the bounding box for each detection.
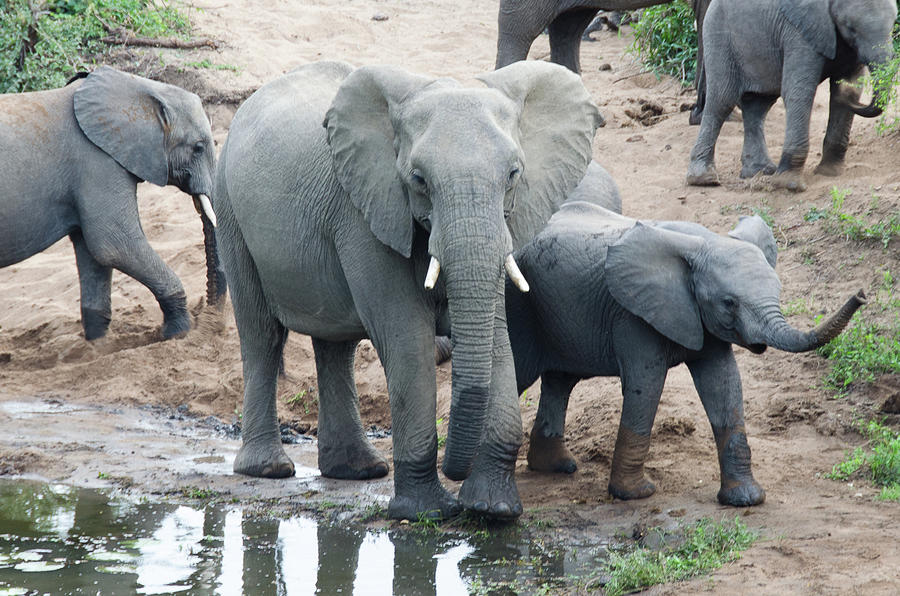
[506,202,866,506]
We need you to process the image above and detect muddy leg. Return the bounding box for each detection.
[527,371,579,474]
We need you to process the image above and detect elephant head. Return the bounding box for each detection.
[605,217,865,355]
[778,0,898,117]
[73,66,223,306]
[324,61,600,479]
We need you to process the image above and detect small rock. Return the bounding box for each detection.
[664,144,672,151]
[371,12,389,21]
[0,353,10,364]
[598,63,612,71]
[626,135,644,143]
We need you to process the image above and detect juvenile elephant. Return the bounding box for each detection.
[0,67,224,340]
[686,0,897,190]
[506,201,865,505]
[214,61,601,521]
[496,0,712,124]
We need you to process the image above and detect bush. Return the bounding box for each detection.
[629,1,697,86]
[0,0,189,94]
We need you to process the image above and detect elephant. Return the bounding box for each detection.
[0,66,225,340]
[505,201,866,506]
[686,0,897,191]
[495,0,712,124]
[213,60,601,521]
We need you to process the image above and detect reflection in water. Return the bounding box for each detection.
[0,480,605,595]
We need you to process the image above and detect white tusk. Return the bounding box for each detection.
[197,194,217,227]
[424,256,441,290]
[505,254,529,292]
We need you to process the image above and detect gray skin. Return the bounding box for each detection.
[687,0,897,191]
[496,0,712,124]
[214,61,600,521]
[506,201,866,506]
[0,67,225,340]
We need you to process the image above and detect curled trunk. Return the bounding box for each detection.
[836,60,895,118]
[766,290,867,352]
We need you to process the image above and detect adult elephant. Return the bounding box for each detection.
[507,202,865,505]
[495,0,712,124]
[214,60,600,521]
[686,0,897,190]
[0,66,224,340]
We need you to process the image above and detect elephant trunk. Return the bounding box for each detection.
[765,290,867,352]
[193,195,227,309]
[836,58,895,118]
[438,215,507,481]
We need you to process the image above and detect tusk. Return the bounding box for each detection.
[196,194,217,227]
[424,256,441,290]
[505,254,529,292]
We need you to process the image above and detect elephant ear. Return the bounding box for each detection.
[324,65,434,258]
[777,0,836,59]
[605,223,707,351]
[73,66,169,187]
[728,215,778,268]
[477,61,602,250]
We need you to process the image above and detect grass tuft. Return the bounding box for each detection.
[826,419,900,500]
[599,516,757,596]
[817,312,900,395]
[805,187,900,249]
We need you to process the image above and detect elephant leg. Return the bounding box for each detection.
[313,337,389,480]
[774,72,817,191]
[527,371,579,474]
[495,2,549,69]
[81,226,190,339]
[457,296,524,519]
[686,342,764,506]
[739,93,778,178]
[70,230,112,340]
[815,73,862,177]
[686,98,732,186]
[548,9,598,73]
[608,341,667,500]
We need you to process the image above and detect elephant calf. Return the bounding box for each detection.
[0,67,225,341]
[506,201,865,506]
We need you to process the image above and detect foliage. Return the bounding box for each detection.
[805,187,900,248]
[629,1,698,86]
[816,312,900,394]
[826,420,900,499]
[600,516,757,596]
[1,0,189,93]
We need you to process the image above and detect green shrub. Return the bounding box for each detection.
[817,312,900,394]
[1,0,189,94]
[804,187,900,249]
[826,420,900,499]
[629,1,697,86]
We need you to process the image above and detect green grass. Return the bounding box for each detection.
[629,1,698,86]
[184,58,240,72]
[826,420,900,500]
[283,388,317,414]
[805,187,900,248]
[817,312,900,394]
[598,516,758,596]
[1,0,190,93]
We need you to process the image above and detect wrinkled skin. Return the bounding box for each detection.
[214,61,600,521]
[0,67,225,340]
[495,0,712,123]
[506,201,865,506]
[687,0,897,190]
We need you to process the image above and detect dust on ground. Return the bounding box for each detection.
[1,1,899,593]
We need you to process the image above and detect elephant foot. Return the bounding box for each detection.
[82,308,111,341]
[813,160,843,177]
[318,441,389,480]
[458,448,523,520]
[608,476,656,501]
[772,171,807,192]
[389,461,461,521]
[608,426,655,500]
[718,479,766,507]
[233,439,295,478]
[686,162,720,186]
[159,293,191,339]
[740,161,776,179]
[526,428,577,474]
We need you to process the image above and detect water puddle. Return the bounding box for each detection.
[0,479,606,594]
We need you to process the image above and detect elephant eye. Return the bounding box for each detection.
[507,167,520,188]
[410,170,428,193]
[722,296,737,310]
[193,142,205,154]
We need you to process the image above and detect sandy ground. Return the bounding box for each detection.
[1,0,899,593]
